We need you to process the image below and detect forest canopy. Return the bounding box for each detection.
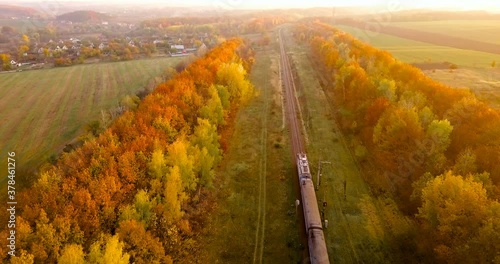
[0,38,255,263]
[295,21,500,263]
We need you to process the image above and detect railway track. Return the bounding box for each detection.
[279,29,305,155]
[279,28,330,264]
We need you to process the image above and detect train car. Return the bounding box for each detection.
[297,153,330,264]
[297,153,312,179]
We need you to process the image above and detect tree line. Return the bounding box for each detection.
[0,38,255,263]
[294,22,500,263]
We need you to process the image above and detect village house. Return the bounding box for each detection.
[98,43,108,50]
[171,44,184,51]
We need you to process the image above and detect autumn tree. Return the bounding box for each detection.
[133,190,155,227]
[4,38,254,263]
[216,62,254,104]
[0,53,11,70]
[166,138,196,191]
[88,235,130,264]
[299,21,500,263]
[377,78,397,102]
[418,171,499,263]
[9,250,34,264]
[424,119,453,172]
[58,244,85,264]
[191,118,222,188]
[163,66,177,81]
[117,220,172,264]
[199,85,225,126]
[17,45,29,61]
[163,165,185,223]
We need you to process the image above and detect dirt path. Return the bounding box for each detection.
[252,52,269,264]
[195,44,301,263]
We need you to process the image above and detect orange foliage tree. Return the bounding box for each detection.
[0,38,254,263]
[296,21,500,262]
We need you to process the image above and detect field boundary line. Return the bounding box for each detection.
[253,53,270,264]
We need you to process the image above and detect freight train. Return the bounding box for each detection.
[297,153,330,264]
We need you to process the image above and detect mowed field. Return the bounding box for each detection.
[392,20,500,45]
[0,57,181,184]
[423,67,500,109]
[335,23,500,109]
[336,25,500,67]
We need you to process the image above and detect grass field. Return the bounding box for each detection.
[335,24,500,108]
[286,27,395,263]
[197,31,302,263]
[0,57,181,185]
[0,19,47,32]
[424,67,500,109]
[392,20,500,45]
[336,25,500,67]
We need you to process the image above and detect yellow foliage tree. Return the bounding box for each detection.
[58,244,85,264]
[164,165,185,223]
[10,249,34,264]
[166,139,196,191]
[418,171,494,262]
[216,62,254,104]
[88,235,129,264]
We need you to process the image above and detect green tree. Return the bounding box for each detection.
[120,95,140,110]
[134,190,154,227]
[199,85,225,126]
[118,204,140,223]
[191,118,222,188]
[377,78,397,102]
[215,84,231,110]
[453,148,477,176]
[425,119,453,171]
[192,118,221,163]
[418,106,436,128]
[85,120,103,137]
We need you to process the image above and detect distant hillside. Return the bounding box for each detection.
[0,4,38,18]
[56,10,110,23]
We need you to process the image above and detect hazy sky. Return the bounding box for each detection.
[8,0,500,10]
